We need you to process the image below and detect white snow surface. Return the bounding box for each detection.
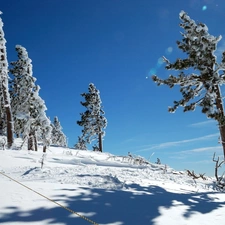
[0,140,225,225]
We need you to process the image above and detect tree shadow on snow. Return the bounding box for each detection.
[0,183,225,225]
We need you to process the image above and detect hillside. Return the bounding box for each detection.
[0,142,225,225]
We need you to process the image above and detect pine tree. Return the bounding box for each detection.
[0,11,13,147]
[51,116,67,147]
[74,136,87,150]
[10,45,51,152]
[37,114,52,152]
[77,83,107,152]
[152,11,225,158]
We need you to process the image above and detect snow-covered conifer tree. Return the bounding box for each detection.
[39,116,52,152]
[51,116,67,147]
[152,11,225,157]
[0,11,13,147]
[77,83,107,152]
[10,45,51,152]
[74,136,87,150]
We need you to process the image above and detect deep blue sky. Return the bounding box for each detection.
[1,0,225,175]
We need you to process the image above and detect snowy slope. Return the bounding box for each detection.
[0,143,225,225]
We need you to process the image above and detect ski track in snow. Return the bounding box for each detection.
[0,143,225,225]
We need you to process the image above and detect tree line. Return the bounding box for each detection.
[0,11,107,152]
[3,9,225,158]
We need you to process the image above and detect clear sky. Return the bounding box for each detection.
[1,0,225,176]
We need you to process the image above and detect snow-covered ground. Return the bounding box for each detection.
[0,142,225,225]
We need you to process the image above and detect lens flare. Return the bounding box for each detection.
[149,68,156,75]
[157,57,164,65]
[202,5,207,11]
[146,47,173,79]
[166,47,173,54]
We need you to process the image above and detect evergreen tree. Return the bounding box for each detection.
[37,114,52,152]
[10,45,51,152]
[51,116,67,147]
[152,11,225,157]
[77,83,107,152]
[74,136,87,150]
[0,11,13,147]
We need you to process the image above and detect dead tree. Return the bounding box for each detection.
[199,173,207,180]
[212,152,225,189]
[186,169,207,180]
[186,170,200,179]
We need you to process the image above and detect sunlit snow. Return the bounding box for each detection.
[0,139,225,225]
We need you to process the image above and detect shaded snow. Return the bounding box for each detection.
[0,142,225,225]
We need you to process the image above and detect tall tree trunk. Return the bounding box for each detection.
[0,89,6,136]
[0,117,4,135]
[215,84,225,158]
[5,104,13,148]
[98,132,103,152]
[28,130,34,151]
[219,125,225,159]
[34,132,38,151]
[0,62,13,148]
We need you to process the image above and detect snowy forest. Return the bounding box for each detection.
[1,8,225,225]
[0,11,106,153]
[0,9,225,185]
